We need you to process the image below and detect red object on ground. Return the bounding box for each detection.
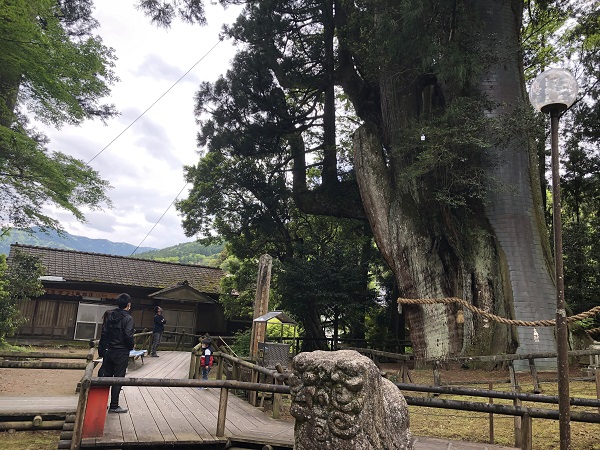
[81,385,110,438]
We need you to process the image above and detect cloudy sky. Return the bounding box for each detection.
[39,0,243,250]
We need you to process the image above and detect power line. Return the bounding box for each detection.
[85,39,223,252]
[86,38,222,165]
[130,182,189,256]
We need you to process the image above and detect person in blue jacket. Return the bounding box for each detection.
[151,306,167,357]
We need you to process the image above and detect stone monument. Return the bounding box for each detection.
[289,350,413,449]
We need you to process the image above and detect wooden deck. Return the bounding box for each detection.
[80,351,293,448]
[79,351,517,449]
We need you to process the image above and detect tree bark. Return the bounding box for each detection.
[476,0,557,369]
[351,0,555,361]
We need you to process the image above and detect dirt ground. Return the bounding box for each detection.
[0,347,89,397]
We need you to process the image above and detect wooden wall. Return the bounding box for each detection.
[17,299,78,338]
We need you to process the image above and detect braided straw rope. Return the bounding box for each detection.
[398,297,600,327]
[585,326,600,336]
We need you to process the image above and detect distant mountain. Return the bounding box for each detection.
[134,241,226,267]
[0,228,157,256]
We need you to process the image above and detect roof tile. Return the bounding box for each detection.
[8,244,223,294]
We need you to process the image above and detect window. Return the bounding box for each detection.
[74,303,115,340]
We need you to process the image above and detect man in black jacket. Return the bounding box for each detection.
[99,293,135,413]
[150,306,166,357]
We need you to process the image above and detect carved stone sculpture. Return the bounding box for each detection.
[289,350,413,449]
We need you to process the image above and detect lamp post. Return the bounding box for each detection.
[529,67,578,450]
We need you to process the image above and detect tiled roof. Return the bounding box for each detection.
[8,244,223,294]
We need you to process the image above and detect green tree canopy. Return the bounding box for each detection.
[181,0,600,355]
[0,0,117,234]
[0,251,44,342]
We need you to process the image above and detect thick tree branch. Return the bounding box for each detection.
[353,123,393,265]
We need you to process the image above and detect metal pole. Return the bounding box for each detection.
[550,108,571,449]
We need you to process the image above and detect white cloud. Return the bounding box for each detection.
[36,0,241,250]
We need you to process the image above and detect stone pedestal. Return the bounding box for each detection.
[289,350,413,449]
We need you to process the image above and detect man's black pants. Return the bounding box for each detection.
[100,349,129,409]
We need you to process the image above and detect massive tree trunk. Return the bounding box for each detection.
[352,0,557,365]
[476,0,557,369]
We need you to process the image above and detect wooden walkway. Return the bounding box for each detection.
[79,351,516,449]
[80,351,292,448]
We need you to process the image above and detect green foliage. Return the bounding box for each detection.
[521,0,571,80]
[551,1,600,326]
[346,0,486,93]
[266,321,297,340]
[272,216,379,341]
[560,143,600,324]
[0,0,118,126]
[137,0,207,28]
[0,0,115,234]
[396,97,496,211]
[229,328,251,358]
[0,251,44,342]
[134,241,226,266]
[219,254,259,320]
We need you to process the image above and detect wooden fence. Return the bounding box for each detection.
[63,348,600,450]
[4,338,600,449]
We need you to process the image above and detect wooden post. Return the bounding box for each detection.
[272,379,281,419]
[272,364,285,419]
[70,363,93,450]
[250,254,273,359]
[232,361,239,381]
[509,361,520,392]
[509,361,523,447]
[216,387,229,437]
[489,382,494,444]
[521,413,533,450]
[143,332,152,352]
[188,350,197,379]
[400,360,413,383]
[217,358,224,380]
[175,332,185,351]
[194,353,201,379]
[249,369,258,406]
[528,358,541,394]
[432,361,441,396]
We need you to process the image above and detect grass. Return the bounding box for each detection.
[0,431,60,450]
[403,374,600,450]
[259,373,600,449]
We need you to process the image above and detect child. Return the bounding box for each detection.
[199,338,213,389]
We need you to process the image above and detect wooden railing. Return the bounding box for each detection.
[66,359,289,450]
[267,336,412,354]
[350,347,600,387]
[0,347,95,370]
[397,382,600,450]
[189,348,289,419]
[66,359,600,450]
[0,349,93,434]
[93,330,198,354]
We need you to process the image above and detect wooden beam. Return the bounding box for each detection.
[216,388,229,437]
[250,254,272,359]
